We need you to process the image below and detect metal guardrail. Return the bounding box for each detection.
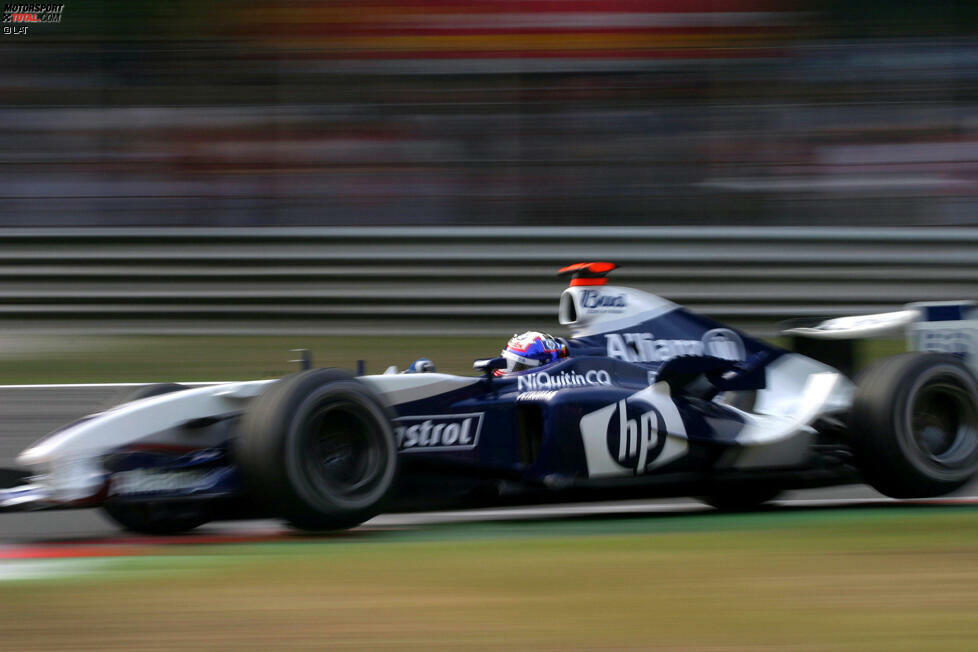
[0,227,975,336]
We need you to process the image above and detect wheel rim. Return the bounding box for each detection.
[907,374,978,472]
[300,399,387,503]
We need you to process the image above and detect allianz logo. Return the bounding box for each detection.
[580,290,627,310]
[517,369,612,392]
[605,328,745,363]
[394,413,483,452]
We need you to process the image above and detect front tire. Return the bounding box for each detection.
[851,352,978,498]
[236,368,398,531]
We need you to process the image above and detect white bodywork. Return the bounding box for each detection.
[784,300,978,378]
[14,381,272,504]
[782,310,919,339]
[726,356,851,469]
[559,284,678,338]
[11,373,479,506]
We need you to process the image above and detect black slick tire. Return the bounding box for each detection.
[850,352,978,498]
[236,368,398,531]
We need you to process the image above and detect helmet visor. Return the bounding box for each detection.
[501,348,543,373]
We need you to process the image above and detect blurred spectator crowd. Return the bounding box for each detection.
[2,0,978,226]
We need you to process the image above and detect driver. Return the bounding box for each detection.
[499,331,568,374]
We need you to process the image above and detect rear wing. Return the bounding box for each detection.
[782,301,978,378]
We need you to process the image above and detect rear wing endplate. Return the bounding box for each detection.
[782,301,978,378]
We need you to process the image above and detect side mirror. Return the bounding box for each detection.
[473,357,507,375]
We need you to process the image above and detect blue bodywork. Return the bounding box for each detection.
[93,302,833,516]
[380,306,786,505]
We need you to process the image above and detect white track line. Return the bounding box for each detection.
[367,495,978,526]
[0,382,227,389]
[0,559,110,582]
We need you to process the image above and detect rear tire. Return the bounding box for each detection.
[851,352,978,498]
[236,368,398,531]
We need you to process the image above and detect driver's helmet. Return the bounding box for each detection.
[501,331,567,373]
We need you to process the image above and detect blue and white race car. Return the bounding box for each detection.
[3,262,977,533]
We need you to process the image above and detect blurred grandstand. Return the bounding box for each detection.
[2,0,978,226]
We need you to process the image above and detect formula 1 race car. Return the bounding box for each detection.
[2,262,977,534]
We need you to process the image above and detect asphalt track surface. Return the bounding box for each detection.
[2,385,976,544]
